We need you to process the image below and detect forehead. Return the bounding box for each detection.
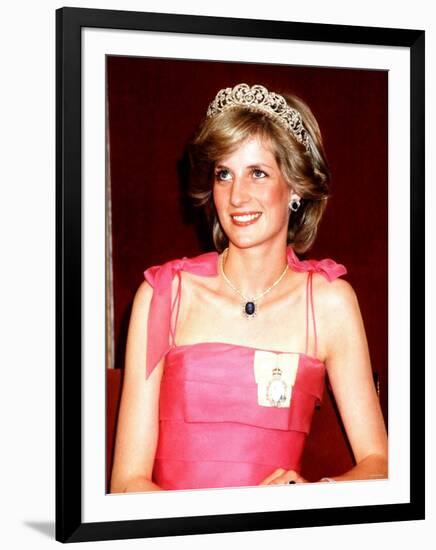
[217,135,277,165]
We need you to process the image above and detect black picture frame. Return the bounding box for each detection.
[56,6,425,543]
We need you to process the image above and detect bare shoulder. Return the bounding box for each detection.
[178,267,219,299]
[132,279,154,311]
[311,273,360,326]
[310,274,363,362]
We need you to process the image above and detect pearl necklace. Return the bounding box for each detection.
[219,248,289,319]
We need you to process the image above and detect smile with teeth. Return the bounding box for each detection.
[230,212,262,226]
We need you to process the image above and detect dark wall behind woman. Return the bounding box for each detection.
[106,56,388,425]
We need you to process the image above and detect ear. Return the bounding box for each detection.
[288,191,302,203]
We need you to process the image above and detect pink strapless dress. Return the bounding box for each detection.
[143,247,347,491]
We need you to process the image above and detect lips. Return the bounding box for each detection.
[230,212,262,226]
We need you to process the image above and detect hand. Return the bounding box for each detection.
[258,468,308,485]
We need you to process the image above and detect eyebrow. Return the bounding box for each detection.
[215,163,274,170]
[247,163,274,170]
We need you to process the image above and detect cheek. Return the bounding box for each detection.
[212,185,219,207]
[262,185,289,209]
[212,185,226,212]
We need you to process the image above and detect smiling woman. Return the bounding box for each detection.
[189,84,331,255]
[109,83,388,493]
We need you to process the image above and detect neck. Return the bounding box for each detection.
[221,242,289,297]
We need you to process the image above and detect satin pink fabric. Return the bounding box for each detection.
[143,247,347,490]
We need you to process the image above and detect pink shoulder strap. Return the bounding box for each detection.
[143,252,218,378]
[305,272,317,357]
[286,246,347,358]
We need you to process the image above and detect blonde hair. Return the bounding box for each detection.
[187,91,331,254]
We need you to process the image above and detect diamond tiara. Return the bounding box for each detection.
[206,83,310,152]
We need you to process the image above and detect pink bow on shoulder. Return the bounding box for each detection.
[286,247,347,282]
[143,252,219,378]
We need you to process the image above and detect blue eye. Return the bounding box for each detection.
[215,169,232,181]
[253,169,267,179]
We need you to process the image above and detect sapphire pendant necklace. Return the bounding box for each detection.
[219,248,289,319]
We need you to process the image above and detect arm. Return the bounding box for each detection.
[110,280,164,493]
[259,277,388,487]
[320,277,388,481]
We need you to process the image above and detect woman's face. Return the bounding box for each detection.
[213,135,296,250]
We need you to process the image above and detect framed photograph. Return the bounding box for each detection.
[56,7,425,543]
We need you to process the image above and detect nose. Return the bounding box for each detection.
[230,176,250,207]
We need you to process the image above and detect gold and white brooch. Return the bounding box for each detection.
[253,350,299,408]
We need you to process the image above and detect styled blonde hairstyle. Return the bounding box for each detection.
[187,90,331,254]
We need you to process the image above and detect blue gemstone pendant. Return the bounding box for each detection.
[243,300,257,319]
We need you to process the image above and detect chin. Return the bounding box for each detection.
[226,234,268,250]
[225,229,288,251]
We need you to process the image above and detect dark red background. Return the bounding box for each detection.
[106,56,388,485]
